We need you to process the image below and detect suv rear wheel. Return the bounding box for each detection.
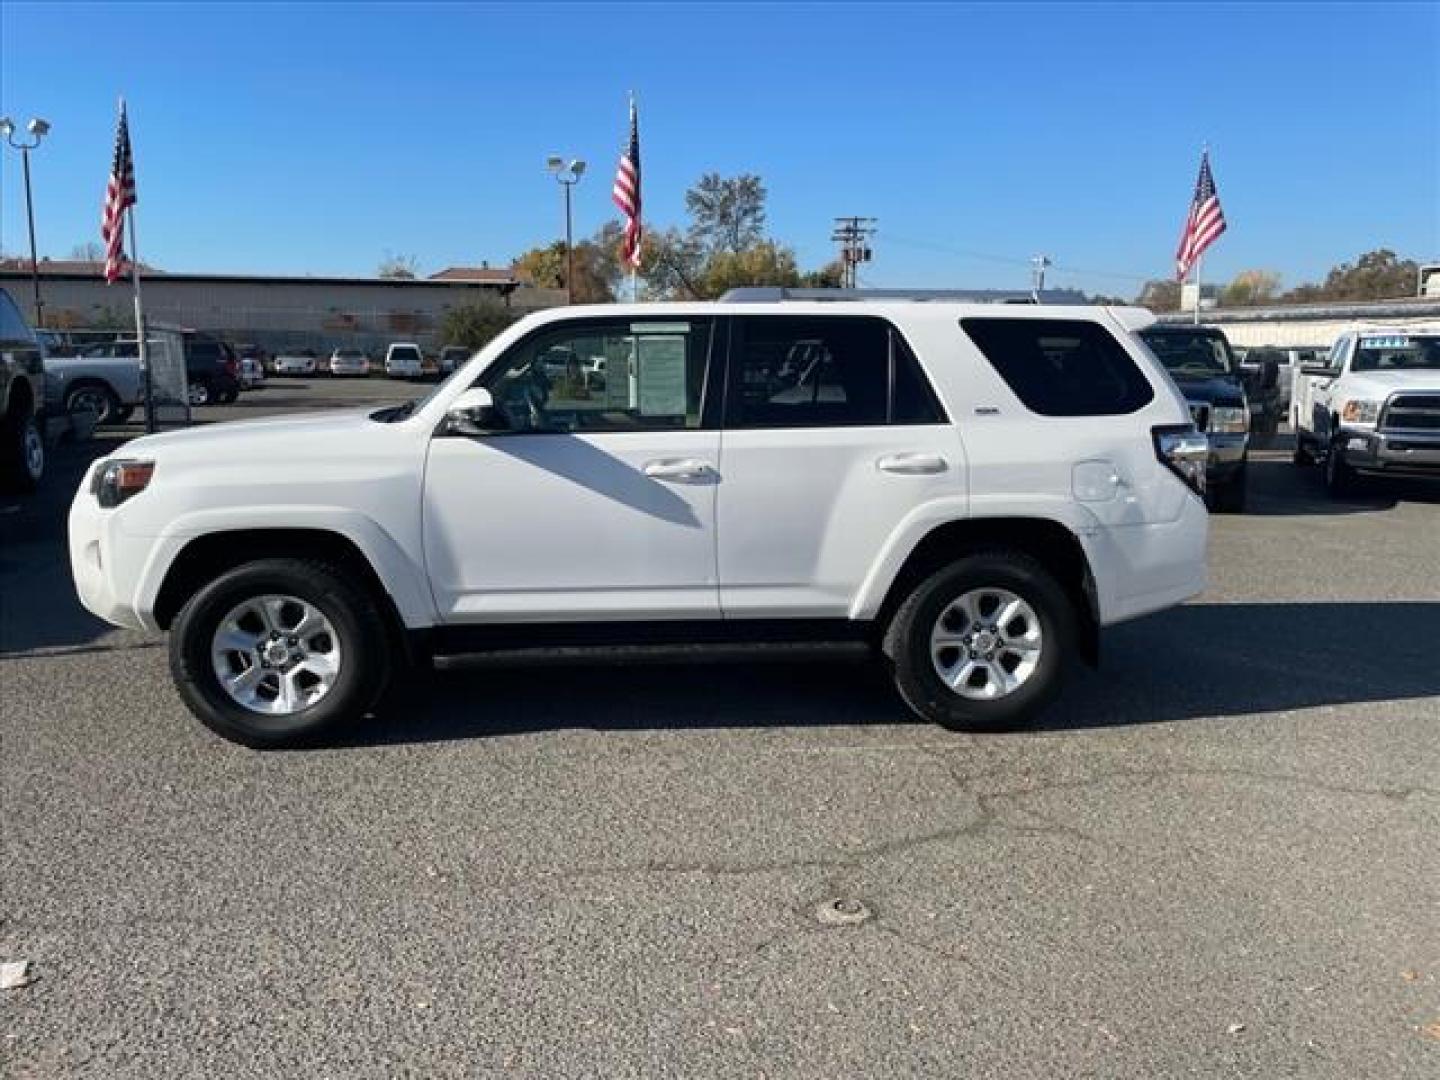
[169,558,392,747]
[885,551,1075,732]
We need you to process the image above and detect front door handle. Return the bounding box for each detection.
[877,452,948,475]
[643,458,715,481]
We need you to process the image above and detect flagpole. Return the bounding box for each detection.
[1193,252,1202,325]
[128,204,154,432]
[630,90,640,303]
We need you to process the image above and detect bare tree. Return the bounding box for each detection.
[70,241,105,262]
[377,252,420,279]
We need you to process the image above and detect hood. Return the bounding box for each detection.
[120,408,382,459]
[1342,370,1440,397]
[1170,374,1246,409]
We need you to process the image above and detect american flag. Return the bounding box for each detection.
[611,98,642,269]
[1174,149,1225,281]
[101,101,137,285]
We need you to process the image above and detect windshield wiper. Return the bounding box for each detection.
[372,400,419,423]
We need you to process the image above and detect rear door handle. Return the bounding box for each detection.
[877,452,948,475]
[643,458,715,481]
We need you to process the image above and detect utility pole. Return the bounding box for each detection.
[1030,254,1052,302]
[831,217,877,288]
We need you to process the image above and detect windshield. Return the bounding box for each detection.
[1141,331,1234,376]
[1351,335,1440,372]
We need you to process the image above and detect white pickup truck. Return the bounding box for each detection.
[1292,329,1440,495]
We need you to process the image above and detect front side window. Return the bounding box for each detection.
[479,318,713,433]
[967,318,1155,417]
[727,315,944,428]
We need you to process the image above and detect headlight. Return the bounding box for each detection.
[91,458,155,508]
[1341,399,1381,424]
[1210,406,1249,434]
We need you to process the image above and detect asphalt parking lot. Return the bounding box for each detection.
[2,377,1437,1078]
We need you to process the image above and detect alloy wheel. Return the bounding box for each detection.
[210,594,342,716]
[929,587,1043,700]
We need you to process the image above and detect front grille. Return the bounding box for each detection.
[1187,401,1210,432]
[1382,394,1440,432]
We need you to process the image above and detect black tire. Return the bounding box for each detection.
[65,382,120,426]
[169,558,393,748]
[1207,464,1248,514]
[0,409,44,493]
[1293,435,1316,466]
[884,551,1076,733]
[1324,438,1359,498]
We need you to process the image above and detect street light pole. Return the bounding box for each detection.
[547,156,586,304]
[1,116,51,327]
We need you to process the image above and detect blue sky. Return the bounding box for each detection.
[1,1,1436,296]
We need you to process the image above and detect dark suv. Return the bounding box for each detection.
[1139,324,1276,513]
[0,287,45,492]
[183,335,241,407]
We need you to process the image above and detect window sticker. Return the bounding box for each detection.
[636,335,688,416]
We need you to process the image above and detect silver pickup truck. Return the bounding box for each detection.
[40,336,145,426]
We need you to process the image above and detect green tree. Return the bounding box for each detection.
[1296,249,1419,302]
[1136,279,1182,311]
[685,172,767,254]
[698,241,802,298]
[514,236,617,303]
[440,300,517,349]
[1221,269,1282,307]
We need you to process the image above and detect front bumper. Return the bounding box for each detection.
[68,464,156,631]
[1206,432,1248,482]
[1337,427,1440,473]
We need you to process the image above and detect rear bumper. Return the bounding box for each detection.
[1089,492,1209,627]
[1337,427,1440,472]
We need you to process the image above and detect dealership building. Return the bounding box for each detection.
[0,261,565,353]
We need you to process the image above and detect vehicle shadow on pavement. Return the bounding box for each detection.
[1242,446,1440,517]
[0,435,130,655]
[332,600,1440,747]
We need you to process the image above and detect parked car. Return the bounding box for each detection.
[234,344,270,386]
[274,350,319,376]
[69,297,1209,747]
[1138,323,1269,512]
[329,348,371,377]
[182,335,242,406]
[384,342,424,379]
[0,286,46,492]
[238,356,266,390]
[437,345,470,377]
[47,339,145,424]
[1292,329,1440,495]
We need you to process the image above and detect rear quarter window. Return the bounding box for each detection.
[961,318,1155,417]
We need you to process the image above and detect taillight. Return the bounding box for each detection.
[1152,424,1208,498]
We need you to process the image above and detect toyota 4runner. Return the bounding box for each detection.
[70,297,1210,746]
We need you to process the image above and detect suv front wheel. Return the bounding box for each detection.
[885,552,1075,732]
[169,558,392,747]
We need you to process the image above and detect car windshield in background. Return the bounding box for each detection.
[1141,332,1232,376]
[394,347,421,360]
[1351,335,1440,372]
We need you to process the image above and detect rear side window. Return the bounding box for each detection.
[727,315,945,428]
[962,318,1154,417]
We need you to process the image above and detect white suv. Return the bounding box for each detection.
[69,298,1209,746]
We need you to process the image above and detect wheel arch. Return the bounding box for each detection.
[5,375,35,420]
[149,525,431,665]
[861,515,1100,667]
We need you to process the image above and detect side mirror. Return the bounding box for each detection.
[444,387,501,435]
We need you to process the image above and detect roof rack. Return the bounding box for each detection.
[718,287,1066,304]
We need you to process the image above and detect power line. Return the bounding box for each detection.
[885,232,1155,284]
